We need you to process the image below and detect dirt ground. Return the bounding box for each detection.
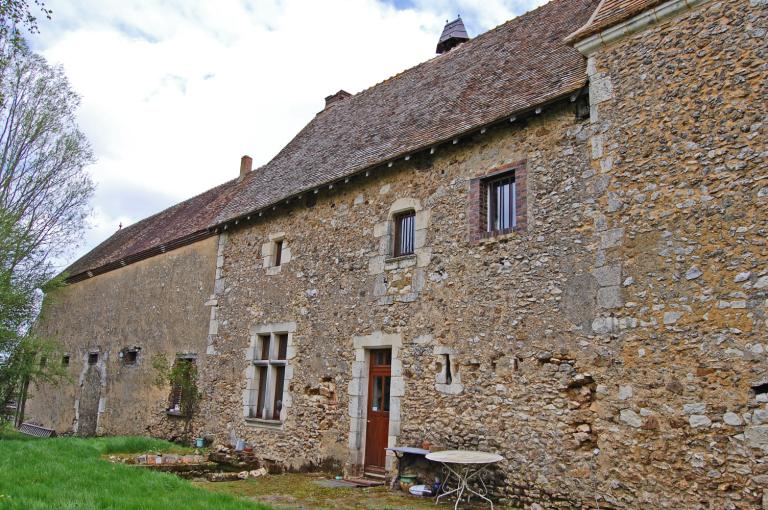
[195,472,516,510]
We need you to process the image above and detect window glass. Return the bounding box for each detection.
[260,335,271,360]
[372,376,383,412]
[256,366,268,418]
[383,376,391,412]
[272,366,285,420]
[373,349,391,366]
[276,334,288,360]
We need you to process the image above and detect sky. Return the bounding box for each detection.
[29,0,546,268]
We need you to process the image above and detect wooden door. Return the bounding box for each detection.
[364,349,391,474]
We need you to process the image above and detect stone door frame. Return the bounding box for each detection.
[347,331,403,475]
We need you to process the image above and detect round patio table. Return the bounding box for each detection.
[426,450,504,510]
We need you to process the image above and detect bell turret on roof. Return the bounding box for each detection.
[436,16,470,54]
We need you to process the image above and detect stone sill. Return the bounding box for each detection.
[244,417,284,431]
[384,254,416,264]
[165,410,190,418]
[476,229,522,246]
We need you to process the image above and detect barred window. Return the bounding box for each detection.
[393,210,415,257]
[487,174,516,232]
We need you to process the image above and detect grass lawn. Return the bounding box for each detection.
[199,472,511,509]
[0,429,270,510]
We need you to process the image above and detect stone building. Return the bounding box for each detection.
[25,0,768,507]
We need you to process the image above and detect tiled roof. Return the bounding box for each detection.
[66,0,601,279]
[213,0,599,226]
[565,0,665,43]
[65,179,239,279]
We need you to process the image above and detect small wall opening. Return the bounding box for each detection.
[124,351,138,365]
[274,240,284,266]
[62,354,70,366]
[752,382,768,395]
[434,346,463,395]
[88,353,98,365]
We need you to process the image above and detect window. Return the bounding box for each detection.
[469,163,526,243]
[250,333,288,421]
[263,235,289,273]
[88,353,98,365]
[487,174,516,232]
[393,210,415,257]
[274,240,283,267]
[39,356,47,368]
[443,354,452,385]
[123,350,138,365]
[168,357,197,416]
[62,355,70,367]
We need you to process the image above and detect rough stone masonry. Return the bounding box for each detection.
[24,0,768,508]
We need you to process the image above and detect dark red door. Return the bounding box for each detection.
[364,349,391,474]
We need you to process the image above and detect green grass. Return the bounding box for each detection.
[0,430,271,510]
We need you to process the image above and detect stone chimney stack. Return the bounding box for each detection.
[324,90,352,110]
[239,155,253,181]
[436,17,470,54]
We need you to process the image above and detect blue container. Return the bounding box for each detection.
[195,438,205,448]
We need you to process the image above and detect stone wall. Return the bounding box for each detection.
[23,1,767,508]
[194,100,606,505]
[26,237,218,438]
[579,0,768,507]
[193,1,767,506]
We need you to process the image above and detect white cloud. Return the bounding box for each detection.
[32,0,543,268]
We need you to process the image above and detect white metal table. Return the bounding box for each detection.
[426,450,504,510]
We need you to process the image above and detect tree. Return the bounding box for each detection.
[0,43,94,423]
[0,1,52,50]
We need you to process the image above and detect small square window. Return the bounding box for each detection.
[124,350,138,365]
[393,211,415,257]
[88,353,98,365]
[62,355,70,366]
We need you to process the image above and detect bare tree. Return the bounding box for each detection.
[0,44,93,422]
[0,47,94,279]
